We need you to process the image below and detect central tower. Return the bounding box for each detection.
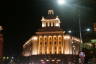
[41,10,60,27]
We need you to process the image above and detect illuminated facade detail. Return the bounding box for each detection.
[22,10,80,56]
[48,10,54,15]
[41,10,60,28]
[41,17,60,27]
[0,26,3,56]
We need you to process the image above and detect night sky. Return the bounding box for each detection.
[1,0,96,56]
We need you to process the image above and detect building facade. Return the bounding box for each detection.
[0,26,3,57]
[22,10,80,64]
[93,23,96,32]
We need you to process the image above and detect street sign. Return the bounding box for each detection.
[79,52,85,58]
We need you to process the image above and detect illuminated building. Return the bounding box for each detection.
[0,26,3,56]
[93,23,96,32]
[22,10,80,64]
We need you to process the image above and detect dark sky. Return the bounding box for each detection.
[1,0,96,56]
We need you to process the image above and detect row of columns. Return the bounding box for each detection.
[32,35,73,55]
[42,21,60,27]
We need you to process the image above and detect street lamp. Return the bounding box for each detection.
[57,0,66,5]
[68,30,72,34]
[57,0,84,53]
[86,28,91,32]
[56,0,85,64]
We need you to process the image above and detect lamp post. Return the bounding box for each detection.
[57,0,84,63]
[78,11,83,51]
[57,0,83,51]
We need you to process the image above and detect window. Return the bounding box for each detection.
[50,42,51,44]
[54,42,56,44]
[59,42,61,44]
[45,42,47,45]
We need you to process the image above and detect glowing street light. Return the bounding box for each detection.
[57,0,66,5]
[86,28,91,32]
[68,30,72,34]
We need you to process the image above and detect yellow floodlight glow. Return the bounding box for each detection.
[32,36,38,40]
[24,53,30,56]
[42,23,46,27]
[55,23,60,27]
[32,50,38,55]
[64,35,70,40]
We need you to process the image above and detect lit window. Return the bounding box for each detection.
[52,59,55,61]
[46,59,49,61]
[57,59,61,62]
[59,42,61,44]
[45,42,47,45]
[40,59,44,62]
[54,42,56,44]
